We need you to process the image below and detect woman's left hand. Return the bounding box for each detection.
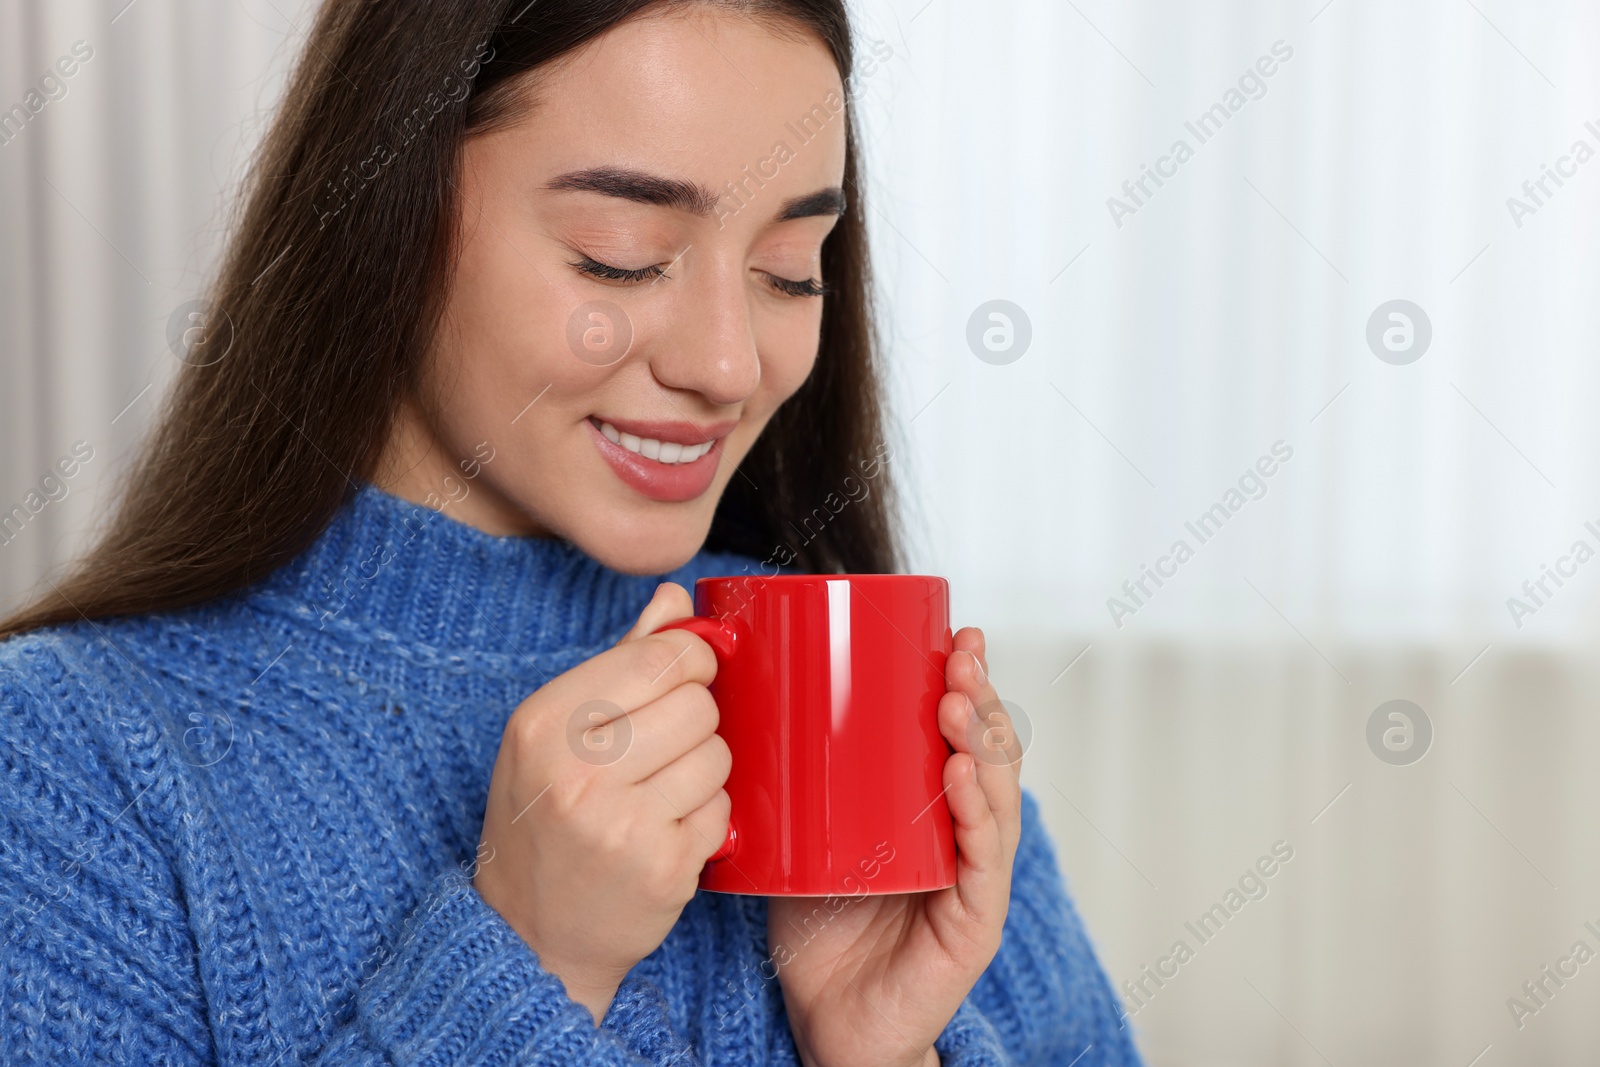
[770,626,1024,1067]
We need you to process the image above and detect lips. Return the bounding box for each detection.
[586,415,736,503]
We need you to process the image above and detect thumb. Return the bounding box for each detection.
[617,581,695,645]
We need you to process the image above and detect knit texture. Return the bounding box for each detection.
[0,483,1141,1065]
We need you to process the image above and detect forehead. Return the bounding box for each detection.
[504,8,848,193]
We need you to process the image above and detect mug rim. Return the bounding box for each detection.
[694,572,946,583]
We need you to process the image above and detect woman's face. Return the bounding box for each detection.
[376,7,848,575]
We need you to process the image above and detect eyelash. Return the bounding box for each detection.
[570,255,828,298]
[571,256,664,284]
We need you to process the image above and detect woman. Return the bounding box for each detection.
[0,1,1139,1063]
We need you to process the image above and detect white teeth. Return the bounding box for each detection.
[596,420,714,464]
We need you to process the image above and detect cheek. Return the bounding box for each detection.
[447,229,562,374]
[433,226,617,426]
[754,309,824,407]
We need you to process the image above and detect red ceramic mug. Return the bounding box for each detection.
[653,573,958,896]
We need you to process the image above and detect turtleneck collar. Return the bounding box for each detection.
[247,482,744,661]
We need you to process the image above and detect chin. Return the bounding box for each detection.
[569,511,717,577]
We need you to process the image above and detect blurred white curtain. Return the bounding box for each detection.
[0,0,317,606]
[5,1,1600,1064]
[851,0,1600,645]
[844,1,1600,1064]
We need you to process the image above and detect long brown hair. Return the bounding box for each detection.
[1,0,899,642]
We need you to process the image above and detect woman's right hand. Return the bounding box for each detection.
[472,581,732,1023]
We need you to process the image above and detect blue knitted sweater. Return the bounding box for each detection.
[0,483,1140,1066]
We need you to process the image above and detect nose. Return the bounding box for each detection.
[647,254,762,407]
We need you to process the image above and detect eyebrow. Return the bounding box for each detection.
[546,166,845,222]
[776,187,846,221]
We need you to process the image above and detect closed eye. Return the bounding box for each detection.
[762,272,829,298]
[570,254,665,284]
[571,255,827,298]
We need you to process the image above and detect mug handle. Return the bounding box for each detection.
[650,615,740,863]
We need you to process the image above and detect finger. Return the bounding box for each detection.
[934,646,1024,771]
[602,680,720,782]
[680,786,733,864]
[946,645,996,710]
[640,731,731,819]
[939,666,1022,774]
[953,626,988,678]
[548,627,718,728]
[941,752,1010,924]
[938,689,1020,765]
[945,640,1022,788]
[938,689,1022,848]
[616,582,696,646]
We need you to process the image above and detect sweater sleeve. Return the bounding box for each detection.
[931,788,1144,1067]
[0,661,701,1067]
[308,864,704,1065]
[0,662,216,1064]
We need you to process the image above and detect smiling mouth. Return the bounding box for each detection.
[590,417,716,465]
[585,415,733,504]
